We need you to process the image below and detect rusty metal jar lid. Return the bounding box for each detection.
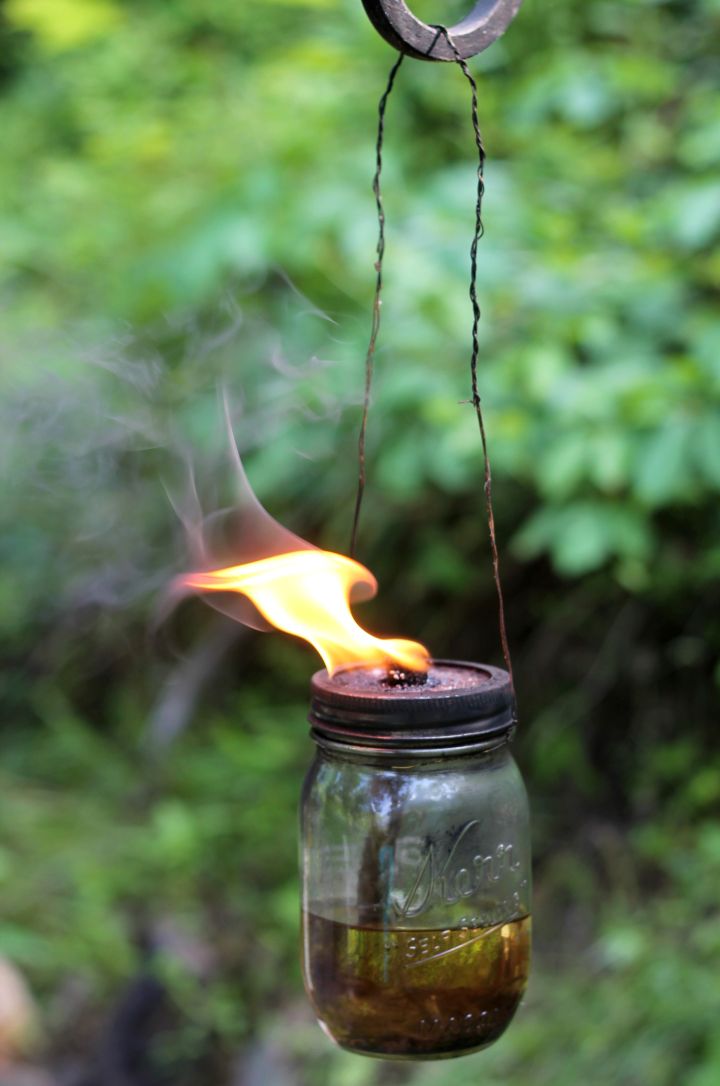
[309,659,515,753]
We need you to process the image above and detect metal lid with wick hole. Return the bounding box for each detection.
[360,0,523,62]
[309,660,516,754]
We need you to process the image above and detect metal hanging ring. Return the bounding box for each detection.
[361,0,522,61]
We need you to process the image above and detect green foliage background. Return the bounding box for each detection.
[0,0,719,1082]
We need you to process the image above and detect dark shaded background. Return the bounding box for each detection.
[1,0,719,1083]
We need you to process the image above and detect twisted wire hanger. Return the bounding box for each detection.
[349,29,515,690]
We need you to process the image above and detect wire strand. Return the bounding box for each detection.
[435,26,514,692]
[350,51,405,560]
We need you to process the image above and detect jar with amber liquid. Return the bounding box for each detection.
[300,660,531,1060]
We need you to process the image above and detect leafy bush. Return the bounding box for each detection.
[0,0,718,1080]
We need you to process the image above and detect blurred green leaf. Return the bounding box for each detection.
[633,419,693,506]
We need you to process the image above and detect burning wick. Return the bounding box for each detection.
[383,667,429,688]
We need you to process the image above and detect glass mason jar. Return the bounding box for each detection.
[300,660,531,1061]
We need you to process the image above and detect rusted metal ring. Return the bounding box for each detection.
[361,0,522,61]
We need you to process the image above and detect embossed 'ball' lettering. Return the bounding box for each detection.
[395,824,526,919]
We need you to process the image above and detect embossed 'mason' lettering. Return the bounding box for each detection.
[394,821,522,919]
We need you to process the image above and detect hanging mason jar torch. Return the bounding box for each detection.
[301,661,530,1059]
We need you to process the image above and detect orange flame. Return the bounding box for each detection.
[179,549,429,676]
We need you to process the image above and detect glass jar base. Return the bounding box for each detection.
[331,1036,505,1061]
[304,912,530,1061]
